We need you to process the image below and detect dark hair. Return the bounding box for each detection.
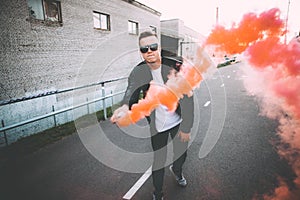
[138,31,158,42]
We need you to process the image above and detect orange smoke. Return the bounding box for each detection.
[115,47,212,126]
[206,7,300,123]
[205,7,300,200]
[205,8,285,55]
[247,36,300,119]
[261,178,299,200]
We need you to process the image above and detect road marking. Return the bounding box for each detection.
[204,101,211,107]
[123,166,152,200]
[236,75,248,80]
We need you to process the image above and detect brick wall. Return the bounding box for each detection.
[0,0,161,144]
[0,0,161,100]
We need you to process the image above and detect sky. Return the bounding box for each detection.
[137,0,299,41]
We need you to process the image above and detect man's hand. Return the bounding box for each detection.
[110,104,129,123]
[178,131,191,143]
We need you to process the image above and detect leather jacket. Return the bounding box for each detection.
[122,61,194,133]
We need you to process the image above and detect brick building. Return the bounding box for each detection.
[0,0,161,100]
[161,19,205,61]
[0,0,161,144]
[0,0,204,145]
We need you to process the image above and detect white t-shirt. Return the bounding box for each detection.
[151,66,182,132]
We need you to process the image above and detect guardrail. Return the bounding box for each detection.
[0,77,128,146]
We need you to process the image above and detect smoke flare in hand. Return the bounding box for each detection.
[114,47,213,126]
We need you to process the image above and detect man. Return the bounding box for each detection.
[111,31,194,200]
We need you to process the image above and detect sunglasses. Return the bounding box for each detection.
[140,43,158,53]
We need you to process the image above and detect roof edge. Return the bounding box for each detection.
[122,0,161,16]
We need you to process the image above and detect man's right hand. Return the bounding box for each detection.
[110,104,129,123]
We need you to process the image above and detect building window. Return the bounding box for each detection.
[28,0,62,23]
[128,20,139,35]
[93,11,110,30]
[150,26,157,34]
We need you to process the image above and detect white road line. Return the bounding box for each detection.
[123,166,152,200]
[204,101,211,107]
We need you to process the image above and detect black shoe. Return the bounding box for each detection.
[152,192,164,200]
[169,165,187,187]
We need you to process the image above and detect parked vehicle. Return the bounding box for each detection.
[217,54,239,68]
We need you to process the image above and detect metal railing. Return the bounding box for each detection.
[0,77,128,146]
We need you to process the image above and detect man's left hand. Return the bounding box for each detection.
[178,131,191,143]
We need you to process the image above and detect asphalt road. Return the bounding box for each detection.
[0,63,296,200]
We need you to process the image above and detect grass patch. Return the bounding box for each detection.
[0,106,118,162]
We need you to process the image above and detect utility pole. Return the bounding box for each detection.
[216,7,219,25]
[284,0,291,44]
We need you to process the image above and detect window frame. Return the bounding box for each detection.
[150,26,157,34]
[28,0,63,24]
[93,11,111,31]
[43,0,62,23]
[128,20,139,35]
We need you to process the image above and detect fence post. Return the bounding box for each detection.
[1,120,8,146]
[101,83,107,120]
[52,105,57,127]
[86,97,89,114]
[111,90,114,108]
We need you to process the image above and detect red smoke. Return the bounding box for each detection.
[206,7,300,200]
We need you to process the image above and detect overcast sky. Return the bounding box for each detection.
[138,0,299,40]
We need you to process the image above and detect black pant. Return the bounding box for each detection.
[151,124,188,193]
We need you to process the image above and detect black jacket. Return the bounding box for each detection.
[122,61,194,133]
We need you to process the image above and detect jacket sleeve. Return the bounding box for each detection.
[121,68,141,109]
[179,94,194,133]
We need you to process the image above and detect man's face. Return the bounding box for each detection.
[139,36,161,64]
